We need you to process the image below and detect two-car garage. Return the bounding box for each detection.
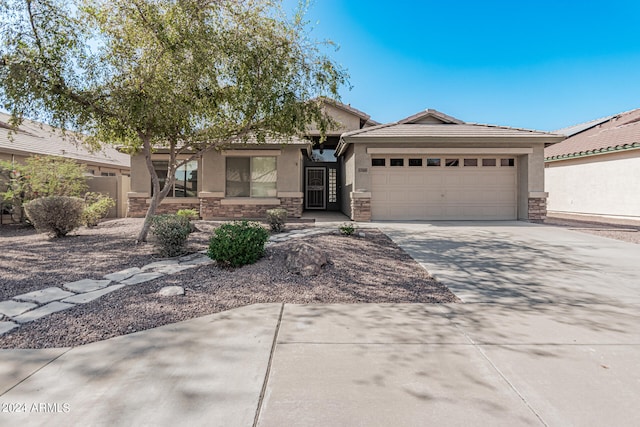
[336,108,565,222]
[370,155,518,220]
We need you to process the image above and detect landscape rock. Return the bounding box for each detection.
[158,286,185,297]
[284,242,329,277]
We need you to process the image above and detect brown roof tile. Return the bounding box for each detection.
[545,109,640,160]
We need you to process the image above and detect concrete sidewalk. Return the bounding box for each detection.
[1,222,639,426]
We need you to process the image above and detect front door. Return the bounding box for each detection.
[306,167,326,209]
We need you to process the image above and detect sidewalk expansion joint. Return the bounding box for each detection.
[253,302,284,427]
[453,322,549,427]
[0,347,72,398]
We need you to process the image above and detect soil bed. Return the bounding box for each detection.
[0,219,458,349]
[544,217,640,244]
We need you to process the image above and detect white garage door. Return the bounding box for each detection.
[370,157,517,220]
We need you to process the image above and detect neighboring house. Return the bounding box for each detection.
[545,109,640,223]
[0,112,131,217]
[128,102,563,221]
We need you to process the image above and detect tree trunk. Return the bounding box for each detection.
[136,191,160,243]
[135,134,177,243]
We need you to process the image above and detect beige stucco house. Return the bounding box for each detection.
[338,110,564,221]
[127,103,563,222]
[127,101,376,219]
[545,109,640,223]
[0,112,131,218]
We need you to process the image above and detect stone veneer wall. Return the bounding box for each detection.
[199,197,303,220]
[127,196,200,218]
[128,195,303,219]
[528,197,547,222]
[351,196,371,222]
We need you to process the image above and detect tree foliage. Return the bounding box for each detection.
[0,0,347,241]
[0,155,87,221]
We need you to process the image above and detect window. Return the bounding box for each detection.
[464,158,478,167]
[87,169,95,175]
[371,158,386,167]
[101,172,116,177]
[226,157,277,197]
[152,160,198,197]
[482,158,497,167]
[501,158,515,167]
[427,158,441,167]
[408,158,423,167]
[390,158,404,167]
[311,148,337,162]
[328,168,337,203]
[445,158,459,167]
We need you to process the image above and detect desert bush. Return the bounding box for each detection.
[150,214,192,257]
[82,192,116,227]
[176,208,199,220]
[1,156,87,224]
[266,208,287,232]
[23,196,84,237]
[176,208,199,232]
[339,222,356,236]
[207,221,270,267]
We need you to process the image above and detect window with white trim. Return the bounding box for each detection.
[152,160,198,197]
[226,157,277,197]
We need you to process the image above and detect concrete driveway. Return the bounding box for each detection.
[1,222,639,426]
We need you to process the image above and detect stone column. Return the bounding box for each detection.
[199,192,225,220]
[351,191,372,222]
[127,192,149,218]
[528,191,548,222]
[278,192,304,218]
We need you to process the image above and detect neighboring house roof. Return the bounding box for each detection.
[545,108,640,161]
[325,99,373,122]
[0,112,130,169]
[553,114,617,137]
[337,109,563,155]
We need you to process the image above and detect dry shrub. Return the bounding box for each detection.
[24,196,84,237]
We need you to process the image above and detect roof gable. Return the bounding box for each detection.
[398,109,465,125]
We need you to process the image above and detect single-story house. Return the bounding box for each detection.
[127,102,564,222]
[545,109,640,223]
[0,112,131,217]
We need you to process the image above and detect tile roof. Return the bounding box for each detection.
[545,109,640,161]
[0,112,130,169]
[398,109,465,125]
[337,109,563,156]
[553,114,617,137]
[343,122,560,139]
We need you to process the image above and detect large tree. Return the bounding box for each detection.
[0,0,346,241]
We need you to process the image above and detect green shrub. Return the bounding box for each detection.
[176,208,199,221]
[23,196,84,237]
[82,192,116,227]
[1,155,87,224]
[266,208,287,232]
[339,222,356,236]
[208,221,270,267]
[150,214,192,257]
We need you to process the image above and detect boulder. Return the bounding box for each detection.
[158,286,185,297]
[284,242,328,277]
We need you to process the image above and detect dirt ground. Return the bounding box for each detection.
[0,219,458,349]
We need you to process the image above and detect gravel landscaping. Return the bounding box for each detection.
[0,219,458,349]
[544,217,640,244]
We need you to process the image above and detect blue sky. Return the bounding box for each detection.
[290,0,640,131]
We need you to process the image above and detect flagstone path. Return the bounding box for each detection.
[0,227,338,336]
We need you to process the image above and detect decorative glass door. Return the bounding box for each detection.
[305,167,326,209]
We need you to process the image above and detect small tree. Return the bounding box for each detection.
[0,155,87,222]
[0,0,347,241]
